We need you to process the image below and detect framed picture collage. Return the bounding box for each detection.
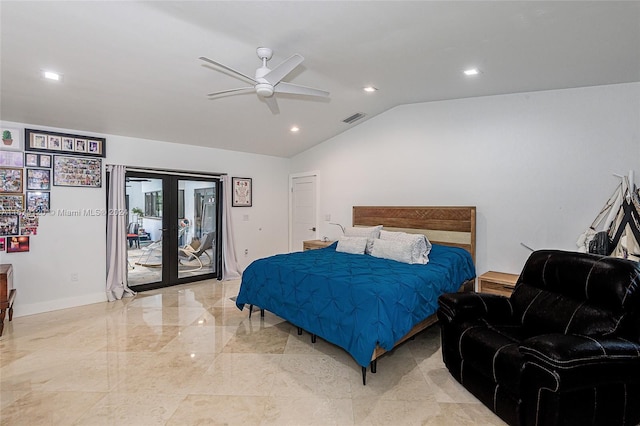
[0,127,105,253]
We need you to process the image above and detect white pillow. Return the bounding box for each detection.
[344,225,383,254]
[336,236,368,255]
[370,239,413,264]
[379,230,431,264]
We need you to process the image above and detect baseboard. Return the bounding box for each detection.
[12,292,108,318]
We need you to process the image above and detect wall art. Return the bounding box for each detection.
[0,168,23,193]
[25,128,105,158]
[1,127,23,151]
[232,177,252,207]
[0,151,24,167]
[0,194,24,212]
[53,155,102,188]
[26,191,50,213]
[26,168,51,190]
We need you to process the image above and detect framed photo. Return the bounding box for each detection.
[19,213,38,236]
[232,177,252,207]
[25,152,39,167]
[39,154,51,168]
[31,132,47,149]
[26,168,51,190]
[62,137,74,151]
[75,139,86,152]
[0,214,19,236]
[47,135,61,150]
[0,150,24,167]
[0,167,23,193]
[0,238,5,252]
[53,155,102,188]
[1,127,23,151]
[7,236,30,253]
[25,129,105,158]
[26,191,50,213]
[87,140,101,155]
[0,194,24,212]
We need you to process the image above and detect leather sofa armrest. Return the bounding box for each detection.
[437,292,514,324]
[520,334,640,392]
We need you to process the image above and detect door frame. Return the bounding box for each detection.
[288,171,320,252]
[121,169,222,292]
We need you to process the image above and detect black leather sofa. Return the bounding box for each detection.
[437,250,640,426]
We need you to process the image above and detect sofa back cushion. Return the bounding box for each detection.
[511,250,640,336]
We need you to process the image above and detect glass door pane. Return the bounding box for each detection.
[126,176,164,287]
[177,180,218,279]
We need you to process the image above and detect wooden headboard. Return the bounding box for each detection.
[352,206,476,263]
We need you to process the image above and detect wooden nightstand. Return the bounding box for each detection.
[303,239,334,251]
[478,271,519,297]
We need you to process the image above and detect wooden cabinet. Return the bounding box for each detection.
[477,271,518,297]
[303,240,334,251]
[0,264,16,336]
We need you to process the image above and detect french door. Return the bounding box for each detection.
[124,170,222,291]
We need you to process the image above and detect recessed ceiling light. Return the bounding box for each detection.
[463,68,480,76]
[290,126,300,133]
[363,86,378,93]
[42,70,61,81]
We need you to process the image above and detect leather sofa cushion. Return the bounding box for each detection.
[517,250,640,313]
[511,284,624,336]
[460,323,527,395]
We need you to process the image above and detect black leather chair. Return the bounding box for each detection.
[437,250,640,426]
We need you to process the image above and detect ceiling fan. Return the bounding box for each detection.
[200,47,329,114]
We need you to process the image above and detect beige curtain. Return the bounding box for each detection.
[221,175,242,280]
[106,165,136,301]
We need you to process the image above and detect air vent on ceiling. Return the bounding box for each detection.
[342,112,366,124]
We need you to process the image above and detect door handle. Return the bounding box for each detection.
[309,227,316,232]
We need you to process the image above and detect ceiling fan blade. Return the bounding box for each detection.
[264,96,280,114]
[207,87,254,97]
[199,56,256,84]
[263,54,304,85]
[274,82,329,98]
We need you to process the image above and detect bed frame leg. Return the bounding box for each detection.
[297,327,303,335]
[362,367,367,385]
[311,334,317,343]
[248,305,265,319]
[371,359,377,374]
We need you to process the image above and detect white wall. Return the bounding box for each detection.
[4,82,638,316]
[291,83,640,276]
[1,122,291,317]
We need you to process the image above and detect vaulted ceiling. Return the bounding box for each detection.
[1,1,639,158]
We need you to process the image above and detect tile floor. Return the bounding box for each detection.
[0,279,505,425]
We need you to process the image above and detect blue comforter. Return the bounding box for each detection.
[236,243,475,366]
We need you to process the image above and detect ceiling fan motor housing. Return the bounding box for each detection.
[255,82,274,97]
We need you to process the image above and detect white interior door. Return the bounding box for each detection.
[291,175,317,251]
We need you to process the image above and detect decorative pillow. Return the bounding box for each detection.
[379,230,431,264]
[370,239,413,264]
[344,225,383,254]
[336,236,368,255]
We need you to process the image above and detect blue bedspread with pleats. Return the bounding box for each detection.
[235,243,475,366]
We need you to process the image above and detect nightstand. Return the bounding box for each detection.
[477,271,519,297]
[303,239,334,251]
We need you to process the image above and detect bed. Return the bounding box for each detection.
[235,206,476,384]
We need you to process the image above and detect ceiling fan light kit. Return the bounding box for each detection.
[200,47,329,114]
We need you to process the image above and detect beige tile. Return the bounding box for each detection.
[190,353,281,396]
[263,396,354,425]
[166,394,269,425]
[271,353,356,398]
[0,279,505,425]
[0,390,105,425]
[74,392,186,425]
